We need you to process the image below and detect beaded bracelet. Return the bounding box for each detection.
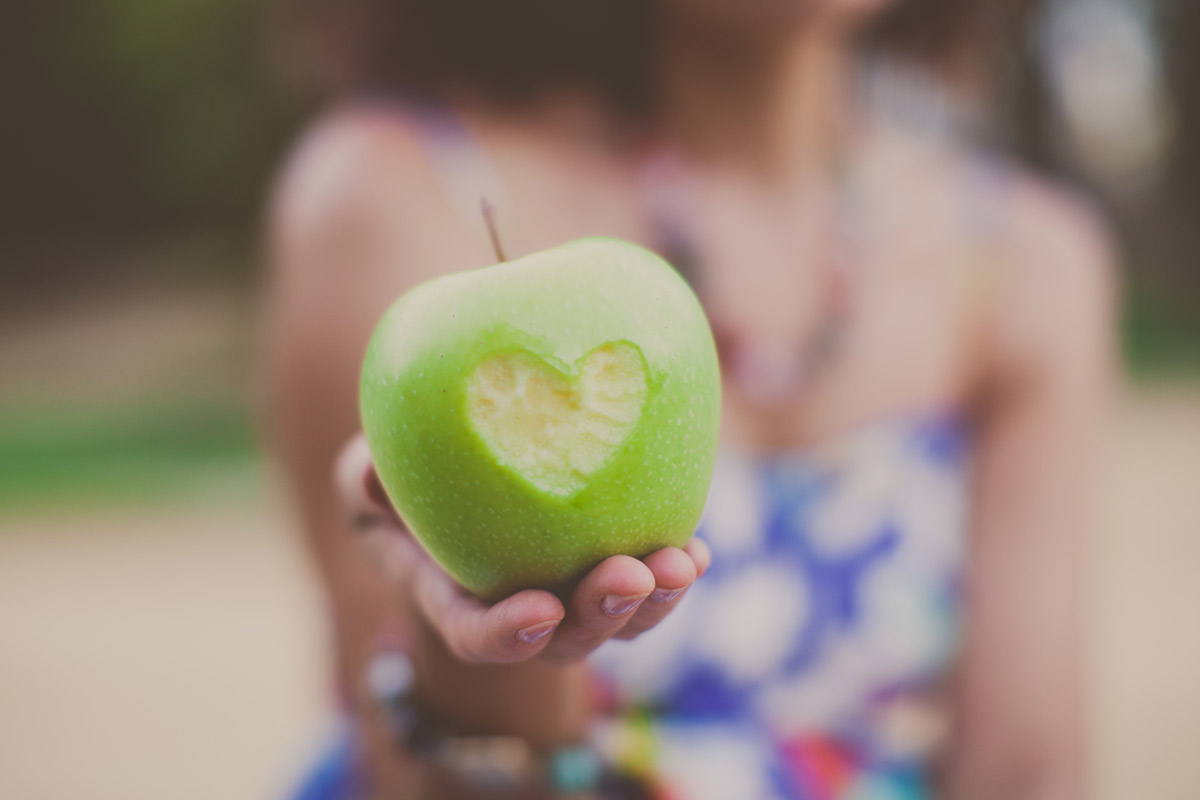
[366,649,650,798]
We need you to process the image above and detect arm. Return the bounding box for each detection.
[942,186,1119,799]
[263,114,704,795]
[262,116,447,792]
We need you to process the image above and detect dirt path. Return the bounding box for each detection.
[1,384,1198,800]
[1092,385,1200,799]
[0,504,332,800]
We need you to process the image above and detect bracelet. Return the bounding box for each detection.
[366,649,648,798]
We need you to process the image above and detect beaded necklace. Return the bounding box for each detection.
[642,142,867,407]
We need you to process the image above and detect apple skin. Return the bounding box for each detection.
[360,237,721,600]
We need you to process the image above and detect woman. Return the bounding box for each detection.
[265,0,1115,797]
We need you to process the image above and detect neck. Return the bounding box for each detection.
[661,21,857,183]
[460,87,639,156]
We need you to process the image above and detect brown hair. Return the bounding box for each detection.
[273,0,660,117]
[275,0,1031,116]
[870,0,1037,91]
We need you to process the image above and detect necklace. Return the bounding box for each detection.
[642,146,865,408]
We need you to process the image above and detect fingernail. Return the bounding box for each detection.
[650,586,686,604]
[602,594,648,617]
[517,620,559,645]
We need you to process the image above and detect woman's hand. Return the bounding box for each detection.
[336,434,711,667]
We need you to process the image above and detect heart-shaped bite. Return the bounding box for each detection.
[466,342,649,496]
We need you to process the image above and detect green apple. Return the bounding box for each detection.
[360,237,721,600]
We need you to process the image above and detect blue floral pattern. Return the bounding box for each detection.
[590,415,971,799]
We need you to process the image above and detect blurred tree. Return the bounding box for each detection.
[1161,1,1200,292]
[1134,0,1200,369]
[0,0,298,261]
[1004,0,1198,372]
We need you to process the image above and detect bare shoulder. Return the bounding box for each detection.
[268,104,462,288]
[875,118,1119,384]
[273,105,441,226]
[991,167,1120,382]
[263,103,483,397]
[1005,170,1118,296]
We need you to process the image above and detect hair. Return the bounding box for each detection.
[274,0,1031,116]
[868,0,1035,92]
[272,0,660,117]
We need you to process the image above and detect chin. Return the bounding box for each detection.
[664,0,897,34]
[827,0,898,15]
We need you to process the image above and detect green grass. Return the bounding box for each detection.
[1122,282,1200,381]
[0,400,261,512]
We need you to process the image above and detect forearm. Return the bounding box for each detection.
[410,610,593,746]
[315,544,591,798]
[323,557,593,742]
[326,437,704,795]
[940,755,1085,800]
[347,605,593,799]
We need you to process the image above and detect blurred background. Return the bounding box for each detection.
[1,0,1197,797]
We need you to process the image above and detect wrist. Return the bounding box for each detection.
[411,613,592,743]
[365,648,626,797]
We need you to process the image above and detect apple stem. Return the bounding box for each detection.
[481,198,508,263]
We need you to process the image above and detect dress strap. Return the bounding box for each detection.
[410,107,512,225]
[359,97,517,248]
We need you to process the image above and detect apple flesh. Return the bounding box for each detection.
[360,237,721,600]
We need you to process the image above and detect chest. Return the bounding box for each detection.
[687,192,985,450]
[469,136,988,448]
[594,417,971,737]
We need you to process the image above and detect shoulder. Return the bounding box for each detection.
[262,105,485,439]
[269,104,448,254]
[1004,170,1117,294]
[264,101,499,307]
[869,119,1117,382]
[989,165,1120,386]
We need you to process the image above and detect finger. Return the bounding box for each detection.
[613,547,697,640]
[334,433,399,531]
[684,537,712,578]
[412,563,565,664]
[359,524,426,583]
[335,433,420,582]
[539,555,655,665]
